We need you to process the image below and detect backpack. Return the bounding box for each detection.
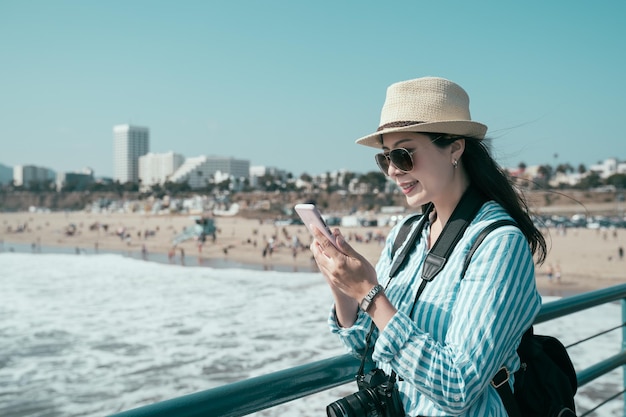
[472,223,578,417]
[499,328,577,417]
[391,187,578,417]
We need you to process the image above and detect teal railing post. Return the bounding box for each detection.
[622,297,626,417]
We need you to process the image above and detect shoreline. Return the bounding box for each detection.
[1,240,322,274]
[2,211,625,297]
[0,239,599,298]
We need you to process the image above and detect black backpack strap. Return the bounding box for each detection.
[492,367,522,417]
[421,186,487,281]
[389,204,433,278]
[357,209,429,382]
[390,213,424,259]
[461,219,518,278]
[493,326,534,417]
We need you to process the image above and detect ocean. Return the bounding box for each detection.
[0,251,623,417]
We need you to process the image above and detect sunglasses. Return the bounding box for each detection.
[375,148,416,175]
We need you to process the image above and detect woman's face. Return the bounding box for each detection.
[380,132,461,208]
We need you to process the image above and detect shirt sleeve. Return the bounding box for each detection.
[372,228,541,414]
[327,305,372,356]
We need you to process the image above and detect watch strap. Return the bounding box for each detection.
[359,284,384,312]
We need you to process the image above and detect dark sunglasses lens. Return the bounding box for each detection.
[389,149,413,171]
[375,153,390,174]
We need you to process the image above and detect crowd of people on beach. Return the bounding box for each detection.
[1,212,624,281]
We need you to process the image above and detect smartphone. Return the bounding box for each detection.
[294,203,339,249]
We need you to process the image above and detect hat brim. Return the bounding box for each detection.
[355,120,488,148]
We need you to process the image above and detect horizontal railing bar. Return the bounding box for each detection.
[535,283,626,324]
[111,354,367,417]
[110,283,626,417]
[576,351,626,387]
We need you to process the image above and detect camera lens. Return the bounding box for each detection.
[326,388,384,417]
[326,399,350,417]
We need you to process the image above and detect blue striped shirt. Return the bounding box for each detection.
[329,201,541,416]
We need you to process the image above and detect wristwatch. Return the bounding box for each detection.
[359,284,384,312]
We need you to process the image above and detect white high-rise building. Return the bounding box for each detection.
[139,151,185,189]
[113,124,149,184]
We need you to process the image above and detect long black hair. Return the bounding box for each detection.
[430,134,547,264]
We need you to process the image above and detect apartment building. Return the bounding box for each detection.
[113,124,149,183]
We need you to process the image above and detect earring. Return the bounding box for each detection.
[453,159,458,168]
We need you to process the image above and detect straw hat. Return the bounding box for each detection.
[356,76,488,148]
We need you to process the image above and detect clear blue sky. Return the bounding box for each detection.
[2,1,625,178]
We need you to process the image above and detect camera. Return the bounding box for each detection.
[326,368,405,417]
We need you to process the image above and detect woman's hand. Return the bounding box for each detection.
[309,225,397,330]
[309,225,378,303]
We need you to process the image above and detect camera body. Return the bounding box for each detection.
[326,368,405,417]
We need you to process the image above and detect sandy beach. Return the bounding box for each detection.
[1,210,625,296]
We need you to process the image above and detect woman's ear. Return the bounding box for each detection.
[451,138,465,160]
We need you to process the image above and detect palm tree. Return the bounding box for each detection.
[537,165,552,178]
[556,163,574,174]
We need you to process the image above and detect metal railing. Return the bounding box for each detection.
[111,283,626,417]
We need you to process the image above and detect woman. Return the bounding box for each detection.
[310,77,547,416]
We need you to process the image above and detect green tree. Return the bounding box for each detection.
[556,163,574,174]
[217,178,231,191]
[606,173,626,189]
[164,181,191,194]
[342,171,356,189]
[537,164,552,178]
[576,172,602,189]
[358,171,387,191]
[122,182,139,192]
[258,173,278,191]
[86,181,111,192]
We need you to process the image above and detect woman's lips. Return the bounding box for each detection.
[398,181,417,195]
